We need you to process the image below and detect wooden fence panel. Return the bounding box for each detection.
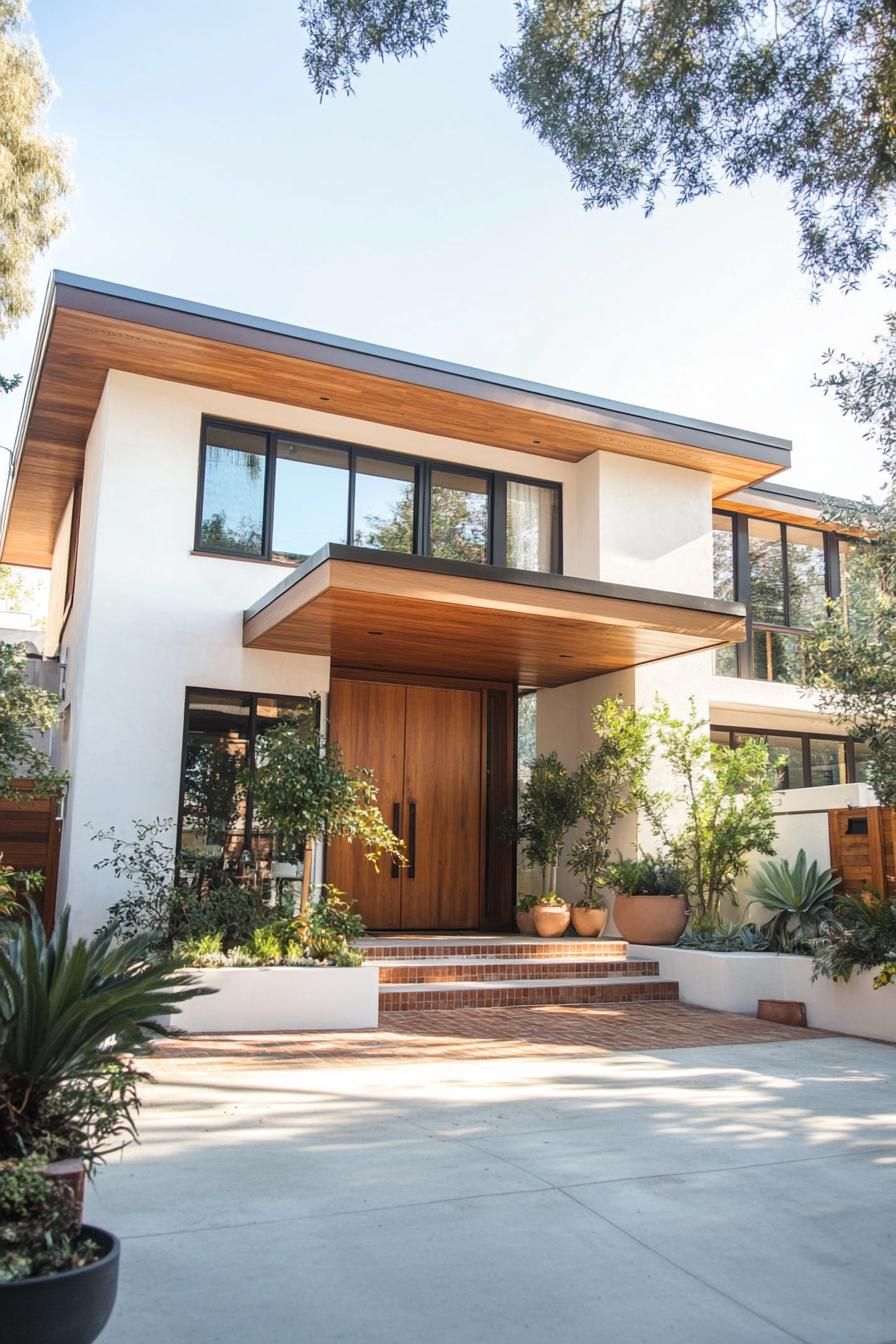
[828,805,896,898]
[0,780,62,930]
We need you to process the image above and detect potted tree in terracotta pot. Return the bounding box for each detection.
[513,753,580,937]
[569,697,653,938]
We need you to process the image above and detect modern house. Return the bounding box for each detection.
[1,272,873,937]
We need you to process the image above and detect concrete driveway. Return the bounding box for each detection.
[87,1025,896,1344]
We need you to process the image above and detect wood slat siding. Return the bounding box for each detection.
[0,781,61,930]
[828,806,896,898]
[6,301,786,567]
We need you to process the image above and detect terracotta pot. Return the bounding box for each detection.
[612,893,688,946]
[515,908,537,935]
[757,999,808,1028]
[571,906,608,938]
[532,904,570,938]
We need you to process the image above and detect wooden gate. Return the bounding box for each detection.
[0,780,62,930]
[827,806,896,898]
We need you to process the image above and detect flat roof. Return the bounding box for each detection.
[2,272,793,567]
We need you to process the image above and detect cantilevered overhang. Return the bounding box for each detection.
[243,547,746,688]
[4,272,791,567]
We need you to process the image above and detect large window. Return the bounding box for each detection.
[711,724,863,790]
[178,689,311,879]
[712,509,859,685]
[196,418,562,573]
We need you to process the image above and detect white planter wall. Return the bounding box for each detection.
[629,943,896,1043]
[171,965,380,1033]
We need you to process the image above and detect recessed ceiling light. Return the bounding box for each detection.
[368,629,384,636]
[532,438,541,445]
[559,654,573,659]
[320,395,331,402]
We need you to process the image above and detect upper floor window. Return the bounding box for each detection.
[711,724,866,791]
[196,418,561,574]
[712,509,855,685]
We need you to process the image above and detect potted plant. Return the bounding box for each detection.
[571,895,608,937]
[248,695,404,914]
[511,752,580,924]
[0,1158,120,1344]
[515,893,537,935]
[606,854,690,945]
[532,891,571,938]
[568,697,653,937]
[0,904,211,1211]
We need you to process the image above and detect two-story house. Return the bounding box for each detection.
[0,273,868,936]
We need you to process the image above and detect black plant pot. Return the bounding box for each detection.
[1,1226,120,1344]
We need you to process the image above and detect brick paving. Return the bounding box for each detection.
[150,1001,833,1068]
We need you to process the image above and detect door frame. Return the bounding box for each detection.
[328,667,517,931]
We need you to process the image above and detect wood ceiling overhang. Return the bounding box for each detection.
[2,273,792,568]
[243,546,747,688]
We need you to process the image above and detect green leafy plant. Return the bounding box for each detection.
[512,752,580,893]
[516,894,537,913]
[568,697,652,905]
[173,931,225,967]
[643,700,778,930]
[605,854,688,897]
[0,643,68,799]
[0,903,211,1167]
[248,695,404,914]
[0,860,42,920]
[812,891,896,986]
[533,891,566,907]
[748,850,839,953]
[678,922,770,953]
[0,1158,99,1284]
[240,925,284,967]
[574,894,605,910]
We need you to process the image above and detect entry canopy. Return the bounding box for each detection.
[243,546,746,688]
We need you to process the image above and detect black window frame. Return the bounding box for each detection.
[710,723,860,789]
[712,509,844,682]
[176,686,318,866]
[195,414,563,574]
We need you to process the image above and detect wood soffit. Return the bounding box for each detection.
[2,279,792,567]
[242,550,747,689]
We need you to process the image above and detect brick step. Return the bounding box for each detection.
[360,938,628,962]
[376,957,659,985]
[378,975,679,1012]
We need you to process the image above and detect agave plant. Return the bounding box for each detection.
[748,850,839,953]
[0,903,212,1167]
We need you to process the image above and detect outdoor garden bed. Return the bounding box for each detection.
[627,943,896,1042]
[164,964,380,1033]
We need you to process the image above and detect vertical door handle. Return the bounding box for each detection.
[408,802,416,879]
[391,803,401,878]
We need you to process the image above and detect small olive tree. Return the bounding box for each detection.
[248,696,403,914]
[568,697,653,905]
[642,699,779,931]
[514,751,580,895]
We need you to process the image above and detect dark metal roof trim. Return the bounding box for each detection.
[51,271,791,467]
[243,543,747,625]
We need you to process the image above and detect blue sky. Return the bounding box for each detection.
[0,0,889,504]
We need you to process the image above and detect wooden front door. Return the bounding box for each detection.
[327,679,483,930]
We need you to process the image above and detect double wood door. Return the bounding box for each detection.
[326,678,483,930]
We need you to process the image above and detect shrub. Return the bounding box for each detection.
[533,891,566,907]
[678,922,770,952]
[513,753,580,892]
[0,1158,100,1283]
[748,850,839,953]
[605,854,688,896]
[812,891,896,986]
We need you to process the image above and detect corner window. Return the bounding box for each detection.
[195,417,562,574]
[712,724,860,790]
[712,513,738,677]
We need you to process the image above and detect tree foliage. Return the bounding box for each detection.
[298,0,896,291]
[0,641,66,797]
[568,695,652,902]
[643,698,779,929]
[0,1,69,352]
[514,750,580,892]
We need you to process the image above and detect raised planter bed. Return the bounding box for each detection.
[167,965,380,1033]
[627,943,896,1043]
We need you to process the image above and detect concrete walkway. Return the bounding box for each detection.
[87,1029,896,1344]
